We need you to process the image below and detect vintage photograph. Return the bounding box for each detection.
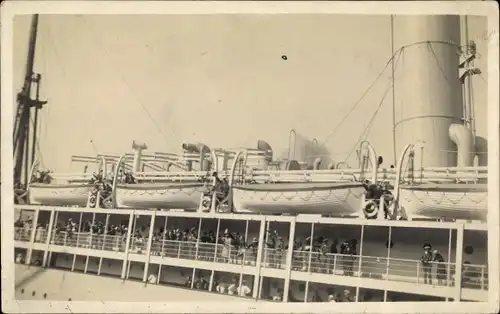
[2,2,498,313]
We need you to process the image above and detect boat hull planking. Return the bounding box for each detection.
[399,184,487,221]
[232,182,365,215]
[115,183,207,210]
[28,184,93,207]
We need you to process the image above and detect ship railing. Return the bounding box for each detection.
[148,239,258,265]
[378,166,488,184]
[14,229,488,291]
[283,249,488,290]
[40,229,127,252]
[130,171,212,183]
[14,227,32,242]
[235,166,487,185]
[244,169,364,184]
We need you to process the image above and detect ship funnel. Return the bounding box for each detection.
[448,124,474,167]
[132,141,147,172]
[257,140,273,162]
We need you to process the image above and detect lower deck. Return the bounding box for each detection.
[13,205,489,302]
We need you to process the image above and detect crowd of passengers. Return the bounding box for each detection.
[15,217,485,288]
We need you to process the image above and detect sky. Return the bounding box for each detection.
[13,14,488,172]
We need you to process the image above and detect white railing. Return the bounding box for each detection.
[15,227,488,291]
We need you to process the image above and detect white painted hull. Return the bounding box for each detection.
[232,182,364,215]
[115,183,206,210]
[28,184,92,207]
[399,184,488,221]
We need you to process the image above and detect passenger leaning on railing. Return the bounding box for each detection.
[340,239,357,276]
[319,239,330,273]
[264,230,277,268]
[420,243,433,284]
[432,249,447,285]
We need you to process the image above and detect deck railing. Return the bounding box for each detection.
[14,228,488,291]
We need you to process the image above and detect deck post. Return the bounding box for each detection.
[98,213,111,276]
[238,219,250,292]
[25,207,39,265]
[143,212,156,282]
[304,222,315,302]
[355,224,365,301]
[121,211,135,280]
[84,212,96,274]
[209,218,221,292]
[41,208,55,267]
[383,226,392,301]
[72,212,83,271]
[252,218,267,299]
[454,225,464,301]
[283,218,296,302]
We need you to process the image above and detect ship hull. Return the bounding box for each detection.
[232,182,364,215]
[115,183,206,210]
[28,184,92,207]
[399,184,487,221]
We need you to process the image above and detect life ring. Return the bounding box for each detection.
[218,202,230,213]
[201,196,211,211]
[362,200,379,219]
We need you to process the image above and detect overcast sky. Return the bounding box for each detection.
[13,14,488,172]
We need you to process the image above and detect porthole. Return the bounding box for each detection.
[32,291,36,297]
[464,246,474,255]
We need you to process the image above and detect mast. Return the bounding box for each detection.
[390,15,397,167]
[459,16,480,143]
[13,14,47,189]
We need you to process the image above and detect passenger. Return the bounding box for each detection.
[420,243,433,284]
[247,237,259,265]
[319,239,329,273]
[265,230,277,268]
[275,236,285,268]
[340,239,356,276]
[237,280,252,297]
[147,273,157,284]
[342,289,354,302]
[329,239,339,274]
[184,276,192,288]
[432,249,447,285]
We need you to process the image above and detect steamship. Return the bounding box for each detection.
[13,15,489,303]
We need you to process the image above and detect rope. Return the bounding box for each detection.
[80,17,171,142]
[318,40,464,151]
[343,49,404,163]
[45,20,98,159]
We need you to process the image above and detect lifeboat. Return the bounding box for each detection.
[392,142,488,221]
[228,141,378,216]
[112,142,217,211]
[27,157,108,207]
[398,183,487,221]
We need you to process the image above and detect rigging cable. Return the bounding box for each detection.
[343,48,404,163]
[80,17,170,142]
[45,20,99,158]
[318,40,465,151]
